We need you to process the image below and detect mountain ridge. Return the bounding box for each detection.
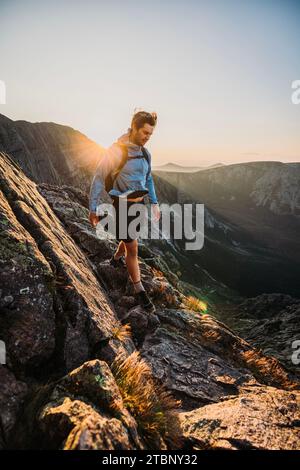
[1,149,300,450]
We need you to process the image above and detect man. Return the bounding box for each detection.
[89,110,160,313]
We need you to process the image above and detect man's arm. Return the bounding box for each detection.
[145,150,158,205]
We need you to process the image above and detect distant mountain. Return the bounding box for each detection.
[155,160,300,216]
[152,161,300,297]
[153,162,225,172]
[207,162,225,169]
[0,113,103,190]
[153,162,203,172]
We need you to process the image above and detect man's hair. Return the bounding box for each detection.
[130,110,157,131]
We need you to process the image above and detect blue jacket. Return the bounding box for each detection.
[89,129,158,212]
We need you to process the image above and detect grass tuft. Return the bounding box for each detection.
[111,351,183,449]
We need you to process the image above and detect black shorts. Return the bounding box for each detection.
[112,197,146,243]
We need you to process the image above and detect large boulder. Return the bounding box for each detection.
[141,309,299,410]
[179,385,300,450]
[13,360,146,450]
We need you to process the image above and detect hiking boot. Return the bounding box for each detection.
[109,255,126,268]
[135,290,156,313]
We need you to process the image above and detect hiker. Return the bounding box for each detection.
[89,110,161,313]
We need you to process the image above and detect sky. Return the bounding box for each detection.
[0,0,299,166]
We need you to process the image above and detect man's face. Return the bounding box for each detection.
[132,123,155,146]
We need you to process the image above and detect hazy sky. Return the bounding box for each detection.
[0,0,299,165]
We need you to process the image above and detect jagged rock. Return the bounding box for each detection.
[236,294,300,369]
[41,400,133,450]
[0,366,28,444]
[179,385,300,450]
[121,305,160,346]
[15,359,144,450]
[0,187,55,371]
[239,293,300,319]
[138,242,181,288]
[37,182,116,264]
[0,151,132,374]
[141,309,299,410]
[114,295,136,319]
[97,260,131,294]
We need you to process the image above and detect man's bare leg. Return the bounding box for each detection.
[123,239,155,313]
[124,239,139,281]
[113,240,126,259]
[124,240,155,314]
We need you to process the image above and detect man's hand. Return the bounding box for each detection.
[151,204,161,222]
[89,211,100,227]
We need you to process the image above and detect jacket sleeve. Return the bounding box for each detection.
[145,150,158,204]
[89,144,121,212]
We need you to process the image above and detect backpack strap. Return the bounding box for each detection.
[104,144,128,193]
[142,147,151,179]
[136,147,150,178]
[111,143,128,180]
